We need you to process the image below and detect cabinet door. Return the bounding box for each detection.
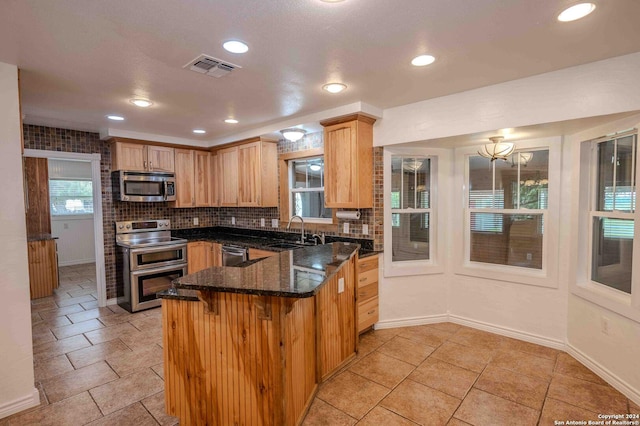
[194,151,211,207]
[210,153,219,207]
[174,149,194,207]
[218,146,239,206]
[211,243,222,266]
[24,157,51,235]
[324,121,358,208]
[238,142,261,207]
[147,146,175,172]
[248,248,278,260]
[187,242,208,274]
[114,142,146,171]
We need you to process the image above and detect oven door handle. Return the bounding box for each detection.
[130,262,187,277]
[129,244,187,256]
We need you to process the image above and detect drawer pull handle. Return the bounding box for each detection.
[367,310,375,315]
[359,277,367,282]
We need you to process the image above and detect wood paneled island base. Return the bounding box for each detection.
[160,244,358,425]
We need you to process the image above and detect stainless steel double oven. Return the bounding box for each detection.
[116,220,187,312]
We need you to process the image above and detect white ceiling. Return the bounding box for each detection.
[2,0,640,145]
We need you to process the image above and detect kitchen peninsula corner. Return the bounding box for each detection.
[158,242,359,425]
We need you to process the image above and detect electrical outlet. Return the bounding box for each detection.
[63,223,69,229]
[260,218,265,227]
[193,217,199,226]
[526,253,532,261]
[343,222,349,234]
[231,217,236,225]
[338,277,345,293]
[362,224,369,235]
[272,219,279,228]
[601,316,610,335]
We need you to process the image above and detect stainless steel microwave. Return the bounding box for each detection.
[113,170,176,202]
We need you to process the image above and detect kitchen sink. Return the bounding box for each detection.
[266,242,306,250]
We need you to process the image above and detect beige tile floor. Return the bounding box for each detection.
[2,263,638,425]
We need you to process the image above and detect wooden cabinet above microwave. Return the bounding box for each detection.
[111,139,175,172]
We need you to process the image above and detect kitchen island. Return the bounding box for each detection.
[158,242,359,426]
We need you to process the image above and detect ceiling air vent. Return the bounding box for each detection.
[184,54,241,78]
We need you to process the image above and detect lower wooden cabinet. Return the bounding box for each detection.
[28,239,59,299]
[187,241,222,274]
[357,254,379,333]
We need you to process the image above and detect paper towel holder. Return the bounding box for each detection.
[336,210,361,220]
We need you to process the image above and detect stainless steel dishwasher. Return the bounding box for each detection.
[221,245,248,266]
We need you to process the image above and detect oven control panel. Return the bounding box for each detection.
[116,220,171,233]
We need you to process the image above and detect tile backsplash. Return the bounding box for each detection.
[23,124,383,299]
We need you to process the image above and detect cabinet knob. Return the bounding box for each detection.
[367,310,375,315]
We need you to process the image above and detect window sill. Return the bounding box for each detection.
[455,262,557,289]
[383,257,444,278]
[51,214,94,220]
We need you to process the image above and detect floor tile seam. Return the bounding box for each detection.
[470,376,548,412]
[425,352,488,375]
[312,395,361,422]
[367,401,421,425]
[400,377,466,425]
[542,395,601,417]
[374,346,431,367]
[550,370,610,387]
[403,373,470,401]
[139,391,167,425]
[346,364,410,391]
[486,360,553,384]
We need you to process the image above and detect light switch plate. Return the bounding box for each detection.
[260,218,265,227]
[343,222,349,234]
[193,217,199,226]
[231,217,236,225]
[362,224,369,235]
[272,219,278,228]
[338,277,344,293]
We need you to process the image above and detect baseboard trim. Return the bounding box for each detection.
[0,388,39,419]
[447,314,566,350]
[374,314,449,329]
[106,297,117,306]
[566,343,640,406]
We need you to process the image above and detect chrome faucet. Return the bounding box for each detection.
[311,233,325,245]
[287,215,305,244]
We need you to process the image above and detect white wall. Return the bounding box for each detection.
[51,216,95,266]
[0,63,39,418]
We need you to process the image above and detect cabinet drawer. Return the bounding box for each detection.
[357,268,378,288]
[358,296,379,332]
[358,281,378,301]
[358,256,378,273]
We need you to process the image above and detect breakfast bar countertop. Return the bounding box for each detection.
[161,242,359,299]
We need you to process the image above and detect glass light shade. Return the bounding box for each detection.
[511,152,534,166]
[478,136,515,161]
[281,128,306,142]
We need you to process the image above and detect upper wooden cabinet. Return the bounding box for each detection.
[173,149,212,208]
[111,140,175,172]
[320,114,376,208]
[215,139,277,207]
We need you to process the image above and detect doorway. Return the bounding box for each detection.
[23,149,106,307]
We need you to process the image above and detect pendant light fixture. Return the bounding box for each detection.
[478,136,515,161]
[511,152,533,167]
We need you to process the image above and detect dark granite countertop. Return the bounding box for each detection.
[27,233,58,242]
[160,242,360,300]
[172,226,378,257]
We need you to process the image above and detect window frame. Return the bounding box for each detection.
[573,129,640,322]
[453,137,561,288]
[288,156,332,224]
[383,147,447,278]
[49,178,94,216]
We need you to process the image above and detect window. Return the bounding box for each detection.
[466,150,549,270]
[590,134,637,294]
[390,156,431,262]
[288,157,332,222]
[49,179,94,215]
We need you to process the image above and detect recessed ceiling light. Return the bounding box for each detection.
[106,115,125,121]
[558,3,596,22]
[320,0,346,2]
[223,40,249,54]
[322,83,347,94]
[193,129,206,134]
[224,118,239,124]
[411,54,436,67]
[130,98,153,108]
